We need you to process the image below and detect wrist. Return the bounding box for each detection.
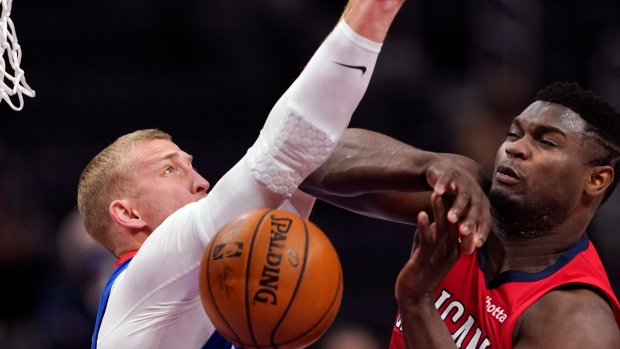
[424,155,458,187]
[342,0,406,43]
[397,295,437,318]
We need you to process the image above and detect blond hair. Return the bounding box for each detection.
[77,129,171,253]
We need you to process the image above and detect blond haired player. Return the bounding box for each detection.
[76,1,440,348]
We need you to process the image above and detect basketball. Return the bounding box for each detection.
[198,208,343,349]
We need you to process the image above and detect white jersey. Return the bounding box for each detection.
[93,20,382,349]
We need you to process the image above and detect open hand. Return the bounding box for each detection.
[395,192,461,307]
[426,158,491,255]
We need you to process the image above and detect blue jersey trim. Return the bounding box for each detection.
[91,257,235,349]
[201,330,235,349]
[91,256,135,349]
[478,234,590,289]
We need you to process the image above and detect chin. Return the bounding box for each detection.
[488,186,515,211]
[488,186,568,236]
[488,186,528,223]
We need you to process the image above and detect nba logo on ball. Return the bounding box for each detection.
[199,208,343,349]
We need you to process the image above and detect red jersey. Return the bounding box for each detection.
[389,235,620,349]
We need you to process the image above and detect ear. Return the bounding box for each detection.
[585,165,614,198]
[109,199,147,230]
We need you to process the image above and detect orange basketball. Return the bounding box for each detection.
[198,208,343,349]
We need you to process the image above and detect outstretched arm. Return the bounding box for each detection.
[206,1,406,236]
[300,128,492,253]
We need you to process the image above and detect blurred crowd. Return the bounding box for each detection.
[1,0,619,348]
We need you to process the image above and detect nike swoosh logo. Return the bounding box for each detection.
[333,62,367,76]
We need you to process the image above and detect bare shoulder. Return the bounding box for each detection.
[514,286,620,349]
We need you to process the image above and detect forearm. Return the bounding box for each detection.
[306,191,432,225]
[300,128,491,235]
[301,128,448,196]
[272,0,405,138]
[399,304,457,349]
[245,22,384,200]
[276,20,382,137]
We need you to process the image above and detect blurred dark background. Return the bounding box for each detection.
[1,0,619,348]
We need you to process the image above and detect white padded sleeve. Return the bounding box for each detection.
[246,20,382,197]
[204,20,382,238]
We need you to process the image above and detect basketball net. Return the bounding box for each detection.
[1,0,34,111]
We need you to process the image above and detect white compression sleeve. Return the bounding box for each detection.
[246,20,382,197]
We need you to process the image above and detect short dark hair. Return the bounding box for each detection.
[535,81,620,205]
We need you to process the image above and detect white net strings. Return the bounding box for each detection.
[1,0,34,111]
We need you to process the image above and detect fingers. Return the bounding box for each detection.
[432,171,469,223]
[410,228,421,256]
[471,198,492,248]
[457,190,491,250]
[398,195,462,305]
[447,190,471,225]
[431,169,453,197]
[431,170,491,251]
[430,193,461,260]
[434,175,474,225]
[460,231,476,255]
[416,211,432,248]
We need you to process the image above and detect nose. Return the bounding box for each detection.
[192,172,210,195]
[505,138,530,160]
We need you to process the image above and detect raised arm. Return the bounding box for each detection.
[206,1,406,235]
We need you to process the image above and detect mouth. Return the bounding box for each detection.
[496,165,520,183]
